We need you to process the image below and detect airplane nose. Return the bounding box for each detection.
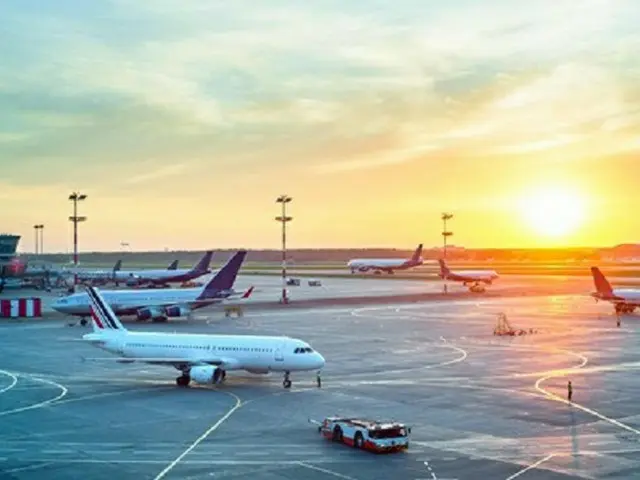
[314,353,326,369]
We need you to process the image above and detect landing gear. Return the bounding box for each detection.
[316,371,322,388]
[469,283,486,293]
[80,318,88,326]
[176,374,191,387]
[283,371,292,389]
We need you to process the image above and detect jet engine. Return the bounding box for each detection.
[136,306,164,321]
[190,365,224,384]
[165,305,191,318]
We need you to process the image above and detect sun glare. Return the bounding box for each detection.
[520,187,586,238]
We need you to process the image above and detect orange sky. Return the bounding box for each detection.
[1,1,639,252]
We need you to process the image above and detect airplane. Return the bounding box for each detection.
[74,260,123,286]
[591,266,640,314]
[167,259,179,270]
[81,285,325,388]
[52,251,252,322]
[438,259,499,292]
[114,251,213,287]
[347,244,424,274]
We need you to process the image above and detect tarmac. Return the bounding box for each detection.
[1,277,640,479]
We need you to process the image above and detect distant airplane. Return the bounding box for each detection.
[53,251,252,322]
[167,259,179,270]
[591,266,640,314]
[75,260,123,286]
[81,284,324,388]
[114,251,213,287]
[347,244,424,274]
[438,259,499,292]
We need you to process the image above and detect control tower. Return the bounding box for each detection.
[0,234,20,262]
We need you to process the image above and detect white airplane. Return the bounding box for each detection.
[81,285,325,388]
[52,251,252,322]
[438,259,499,292]
[347,244,424,274]
[591,266,640,314]
[113,251,213,287]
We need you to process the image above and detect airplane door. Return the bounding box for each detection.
[274,342,284,362]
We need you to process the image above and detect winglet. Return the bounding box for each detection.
[242,286,254,299]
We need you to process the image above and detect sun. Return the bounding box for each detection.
[520,186,586,238]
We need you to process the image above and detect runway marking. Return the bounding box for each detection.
[0,462,55,475]
[48,386,174,408]
[535,373,640,436]
[297,461,359,480]
[0,373,68,417]
[423,460,438,480]
[504,454,555,480]
[153,391,243,480]
[0,369,18,395]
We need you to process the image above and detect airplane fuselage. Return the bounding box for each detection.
[83,332,325,374]
[347,258,423,273]
[52,287,231,317]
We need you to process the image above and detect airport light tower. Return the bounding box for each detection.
[275,195,292,304]
[441,213,454,294]
[68,192,87,287]
[33,224,43,255]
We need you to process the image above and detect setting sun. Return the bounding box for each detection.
[520,187,587,239]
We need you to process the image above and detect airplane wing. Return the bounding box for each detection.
[81,356,239,368]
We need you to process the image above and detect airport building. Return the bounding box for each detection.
[0,234,20,263]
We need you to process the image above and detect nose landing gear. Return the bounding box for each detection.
[283,371,292,389]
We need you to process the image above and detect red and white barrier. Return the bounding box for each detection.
[0,298,42,318]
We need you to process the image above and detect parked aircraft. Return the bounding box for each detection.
[347,244,424,274]
[591,266,640,314]
[113,251,213,287]
[52,251,250,322]
[81,285,324,388]
[438,259,499,292]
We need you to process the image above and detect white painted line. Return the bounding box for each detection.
[297,461,358,480]
[0,462,54,475]
[49,386,173,408]
[153,391,243,480]
[0,374,68,417]
[505,454,555,480]
[0,369,18,395]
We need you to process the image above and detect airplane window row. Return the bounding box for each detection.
[294,347,314,354]
[126,343,273,353]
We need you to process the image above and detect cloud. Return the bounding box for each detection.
[125,164,186,185]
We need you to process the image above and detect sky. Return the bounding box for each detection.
[1,0,639,252]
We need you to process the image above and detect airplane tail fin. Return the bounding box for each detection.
[411,244,423,263]
[86,286,127,334]
[438,259,450,278]
[113,260,122,272]
[167,260,179,270]
[197,251,247,300]
[190,251,213,274]
[591,267,614,299]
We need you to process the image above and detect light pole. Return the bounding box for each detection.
[275,195,292,304]
[38,224,44,255]
[33,225,40,255]
[33,224,43,255]
[441,213,453,293]
[69,192,87,287]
